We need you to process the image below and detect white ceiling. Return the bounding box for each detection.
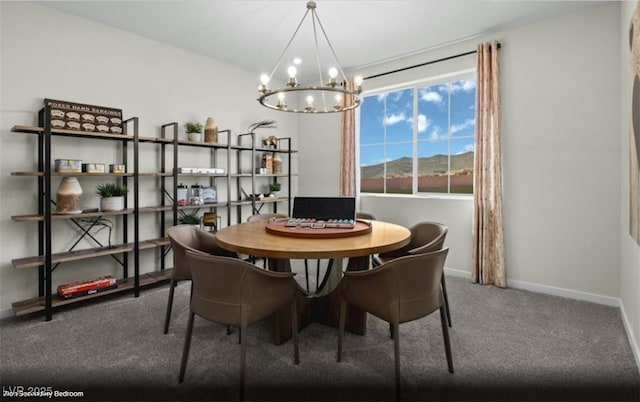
[39,1,604,80]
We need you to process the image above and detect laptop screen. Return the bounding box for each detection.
[292,197,356,221]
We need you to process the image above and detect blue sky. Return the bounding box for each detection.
[359,78,476,167]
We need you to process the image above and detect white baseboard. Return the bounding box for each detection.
[444,267,619,306]
[620,300,640,371]
[443,266,639,373]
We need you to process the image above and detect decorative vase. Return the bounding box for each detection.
[100,196,125,212]
[204,117,218,143]
[272,153,283,174]
[187,132,202,142]
[56,177,83,214]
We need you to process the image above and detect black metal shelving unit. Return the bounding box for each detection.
[233,132,295,223]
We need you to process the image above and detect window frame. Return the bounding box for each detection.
[357,68,477,197]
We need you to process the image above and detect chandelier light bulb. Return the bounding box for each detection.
[286,66,298,87]
[328,67,338,87]
[354,75,364,91]
[259,74,270,94]
[305,95,314,112]
[277,92,286,109]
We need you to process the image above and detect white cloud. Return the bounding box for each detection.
[406,114,429,133]
[420,90,442,104]
[384,113,406,126]
[429,126,443,141]
[391,91,404,102]
[450,79,476,93]
[450,118,475,134]
[376,93,387,102]
[417,114,428,133]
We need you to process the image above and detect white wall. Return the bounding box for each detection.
[306,4,623,302]
[0,2,297,315]
[620,0,640,365]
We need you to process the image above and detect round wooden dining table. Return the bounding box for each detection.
[216,219,410,344]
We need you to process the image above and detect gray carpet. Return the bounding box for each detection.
[1,274,638,402]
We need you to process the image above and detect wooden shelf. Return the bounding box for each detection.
[176,203,228,211]
[11,171,134,177]
[11,238,170,268]
[11,269,173,316]
[176,173,227,178]
[232,145,298,153]
[230,197,288,207]
[11,125,134,141]
[12,209,135,222]
[12,244,135,268]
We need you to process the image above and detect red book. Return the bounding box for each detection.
[57,275,117,299]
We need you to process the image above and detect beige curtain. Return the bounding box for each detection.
[340,77,357,197]
[630,2,640,245]
[472,41,506,288]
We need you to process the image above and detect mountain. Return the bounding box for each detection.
[361,152,474,179]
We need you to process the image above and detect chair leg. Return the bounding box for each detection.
[240,321,248,401]
[337,300,347,362]
[178,311,195,383]
[292,299,299,364]
[439,306,454,373]
[441,274,452,327]
[316,259,321,293]
[393,321,401,401]
[163,278,177,334]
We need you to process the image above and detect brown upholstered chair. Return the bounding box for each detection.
[373,221,451,327]
[246,213,287,223]
[246,213,287,268]
[164,225,237,334]
[179,251,299,400]
[337,249,453,400]
[355,212,376,220]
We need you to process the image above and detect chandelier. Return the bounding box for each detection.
[257,1,362,114]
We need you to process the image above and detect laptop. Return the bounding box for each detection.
[288,196,356,228]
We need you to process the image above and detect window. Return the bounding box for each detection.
[359,73,476,195]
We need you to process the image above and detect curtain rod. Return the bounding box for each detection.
[363,43,501,81]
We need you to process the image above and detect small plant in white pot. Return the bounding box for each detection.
[178,212,201,227]
[269,182,281,197]
[97,183,128,212]
[184,122,203,142]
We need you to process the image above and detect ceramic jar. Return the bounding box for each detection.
[272,153,283,174]
[56,177,83,214]
[204,117,218,143]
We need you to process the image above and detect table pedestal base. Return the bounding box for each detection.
[270,255,370,346]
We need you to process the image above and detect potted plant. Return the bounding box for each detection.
[179,212,201,227]
[96,183,128,211]
[269,182,281,197]
[184,122,203,142]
